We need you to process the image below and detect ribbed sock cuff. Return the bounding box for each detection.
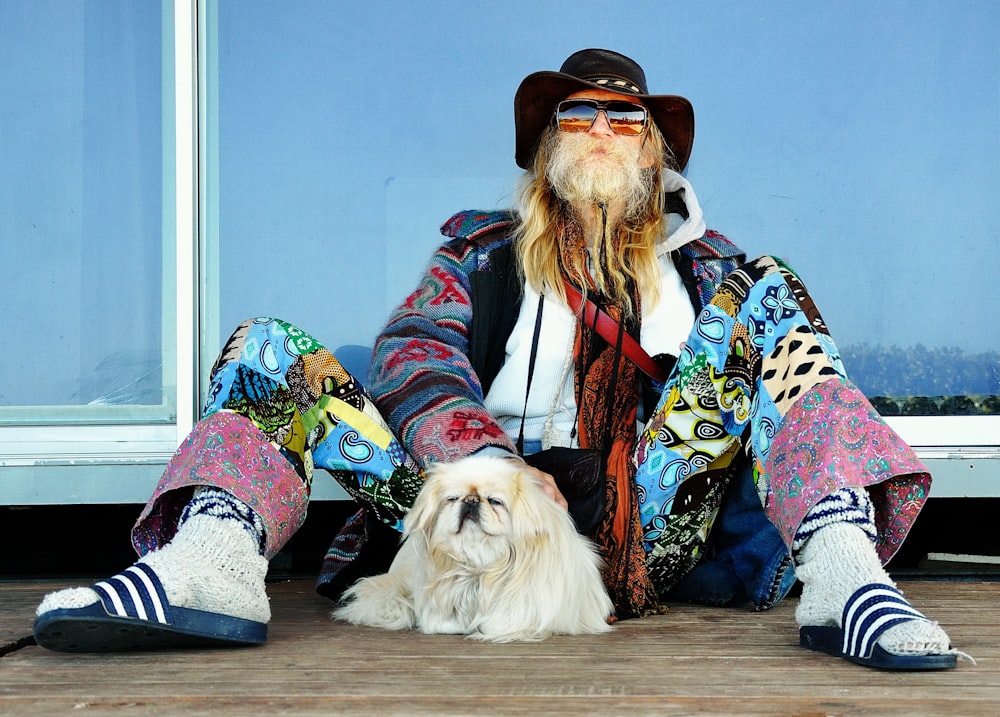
[180,486,267,556]
[793,487,876,557]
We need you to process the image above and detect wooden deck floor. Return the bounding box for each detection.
[2,578,997,716]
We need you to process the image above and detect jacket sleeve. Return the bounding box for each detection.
[368,236,518,466]
[676,229,747,310]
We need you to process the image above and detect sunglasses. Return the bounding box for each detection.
[554,98,649,136]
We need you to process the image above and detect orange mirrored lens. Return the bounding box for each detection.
[604,103,647,135]
[556,102,600,132]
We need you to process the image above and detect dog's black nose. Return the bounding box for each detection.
[460,495,481,523]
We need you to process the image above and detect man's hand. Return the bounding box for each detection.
[506,457,568,510]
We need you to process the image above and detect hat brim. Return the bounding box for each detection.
[514,70,695,171]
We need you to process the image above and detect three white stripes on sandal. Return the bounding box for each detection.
[92,564,169,624]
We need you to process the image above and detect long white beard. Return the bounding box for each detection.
[545,132,652,214]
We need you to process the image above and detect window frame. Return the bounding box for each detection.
[0,0,199,502]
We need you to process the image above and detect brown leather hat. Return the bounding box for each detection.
[514,48,695,171]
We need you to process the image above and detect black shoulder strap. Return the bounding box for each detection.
[516,296,547,454]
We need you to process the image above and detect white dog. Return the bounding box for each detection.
[333,454,613,641]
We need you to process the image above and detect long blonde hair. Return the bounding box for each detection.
[513,123,674,318]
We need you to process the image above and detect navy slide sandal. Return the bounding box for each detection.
[33,562,267,653]
[799,583,957,670]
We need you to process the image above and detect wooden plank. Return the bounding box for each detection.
[1,696,999,717]
[2,579,996,715]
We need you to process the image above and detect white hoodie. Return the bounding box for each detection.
[483,170,705,449]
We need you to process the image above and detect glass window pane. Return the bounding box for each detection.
[206,1,999,424]
[0,1,173,423]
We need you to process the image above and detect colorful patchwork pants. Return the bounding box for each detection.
[633,256,928,591]
[131,318,425,561]
[131,256,930,599]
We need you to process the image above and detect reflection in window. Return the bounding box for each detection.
[0,2,168,414]
[846,344,1000,416]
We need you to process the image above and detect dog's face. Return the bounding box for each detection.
[405,456,547,569]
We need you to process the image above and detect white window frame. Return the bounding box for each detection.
[0,0,199,504]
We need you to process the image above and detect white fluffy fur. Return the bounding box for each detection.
[333,454,613,641]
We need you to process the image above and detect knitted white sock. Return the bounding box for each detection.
[795,520,952,656]
[37,493,271,624]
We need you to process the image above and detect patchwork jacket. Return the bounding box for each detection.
[368,208,745,467]
[366,208,797,610]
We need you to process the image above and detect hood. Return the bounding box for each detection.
[657,169,707,256]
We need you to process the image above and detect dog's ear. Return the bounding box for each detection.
[401,465,441,539]
[508,468,569,540]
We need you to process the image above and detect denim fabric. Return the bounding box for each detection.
[663,457,797,610]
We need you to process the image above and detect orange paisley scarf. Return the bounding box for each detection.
[558,217,662,618]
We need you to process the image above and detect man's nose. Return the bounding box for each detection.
[587,109,615,137]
